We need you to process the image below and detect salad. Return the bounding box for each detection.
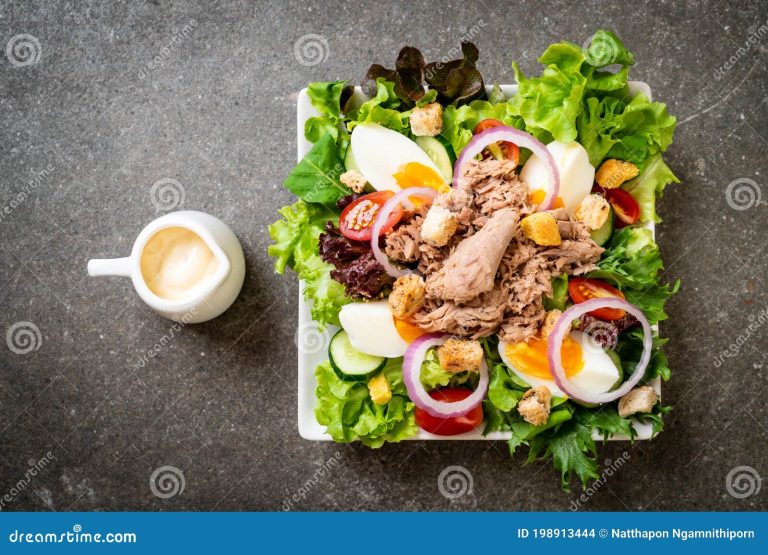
[269,30,679,491]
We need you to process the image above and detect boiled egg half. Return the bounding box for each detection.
[498,331,619,398]
[351,123,448,193]
[339,300,428,358]
[520,141,595,213]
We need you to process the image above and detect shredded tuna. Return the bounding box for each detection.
[384,158,603,342]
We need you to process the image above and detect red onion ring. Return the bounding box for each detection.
[453,126,559,211]
[370,187,437,278]
[402,333,489,418]
[547,298,652,404]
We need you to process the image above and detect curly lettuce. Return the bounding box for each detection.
[304,80,352,147]
[315,359,417,447]
[622,153,680,223]
[420,348,476,390]
[589,226,679,324]
[347,77,411,134]
[577,94,677,167]
[268,200,350,326]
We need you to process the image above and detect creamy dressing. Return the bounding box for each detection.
[140,227,219,300]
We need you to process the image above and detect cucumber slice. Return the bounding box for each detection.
[415,136,454,181]
[344,147,359,172]
[329,329,386,382]
[590,208,614,246]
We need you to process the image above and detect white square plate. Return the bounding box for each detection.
[297,83,660,442]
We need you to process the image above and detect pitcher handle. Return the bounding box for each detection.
[88,257,132,278]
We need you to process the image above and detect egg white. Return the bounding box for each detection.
[351,123,445,192]
[519,140,595,214]
[498,331,619,398]
[338,300,409,358]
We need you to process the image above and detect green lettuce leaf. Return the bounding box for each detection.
[304,80,353,149]
[267,200,350,326]
[419,348,475,390]
[508,42,588,142]
[441,99,524,156]
[622,153,680,223]
[576,94,677,167]
[315,359,417,447]
[584,30,635,68]
[634,403,672,437]
[348,78,411,134]
[487,362,527,413]
[616,328,673,382]
[543,274,569,311]
[589,226,679,323]
[307,80,350,117]
[283,134,349,207]
[580,406,637,441]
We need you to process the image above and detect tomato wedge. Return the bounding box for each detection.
[472,119,520,167]
[593,184,640,227]
[339,191,403,242]
[568,278,627,321]
[414,388,483,436]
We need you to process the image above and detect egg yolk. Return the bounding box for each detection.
[394,317,428,343]
[393,162,449,193]
[504,336,583,380]
[528,189,564,209]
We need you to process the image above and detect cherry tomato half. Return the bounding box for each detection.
[414,388,484,436]
[473,119,520,167]
[568,278,627,321]
[592,184,640,228]
[339,191,403,242]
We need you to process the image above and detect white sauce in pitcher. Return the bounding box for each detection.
[140,227,219,300]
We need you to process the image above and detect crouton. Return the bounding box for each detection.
[437,338,484,373]
[409,102,443,137]
[540,309,562,339]
[368,373,392,405]
[595,159,639,189]
[388,275,426,319]
[519,212,561,246]
[618,386,659,418]
[518,386,552,426]
[421,204,458,247]
[340,170,367,193]
[574,194,611,230]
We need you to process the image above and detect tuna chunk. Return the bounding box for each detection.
[426,208,519,303]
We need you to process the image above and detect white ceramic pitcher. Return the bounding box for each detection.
[87,211,245,323]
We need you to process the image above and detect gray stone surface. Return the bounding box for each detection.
[1,0,767,511]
